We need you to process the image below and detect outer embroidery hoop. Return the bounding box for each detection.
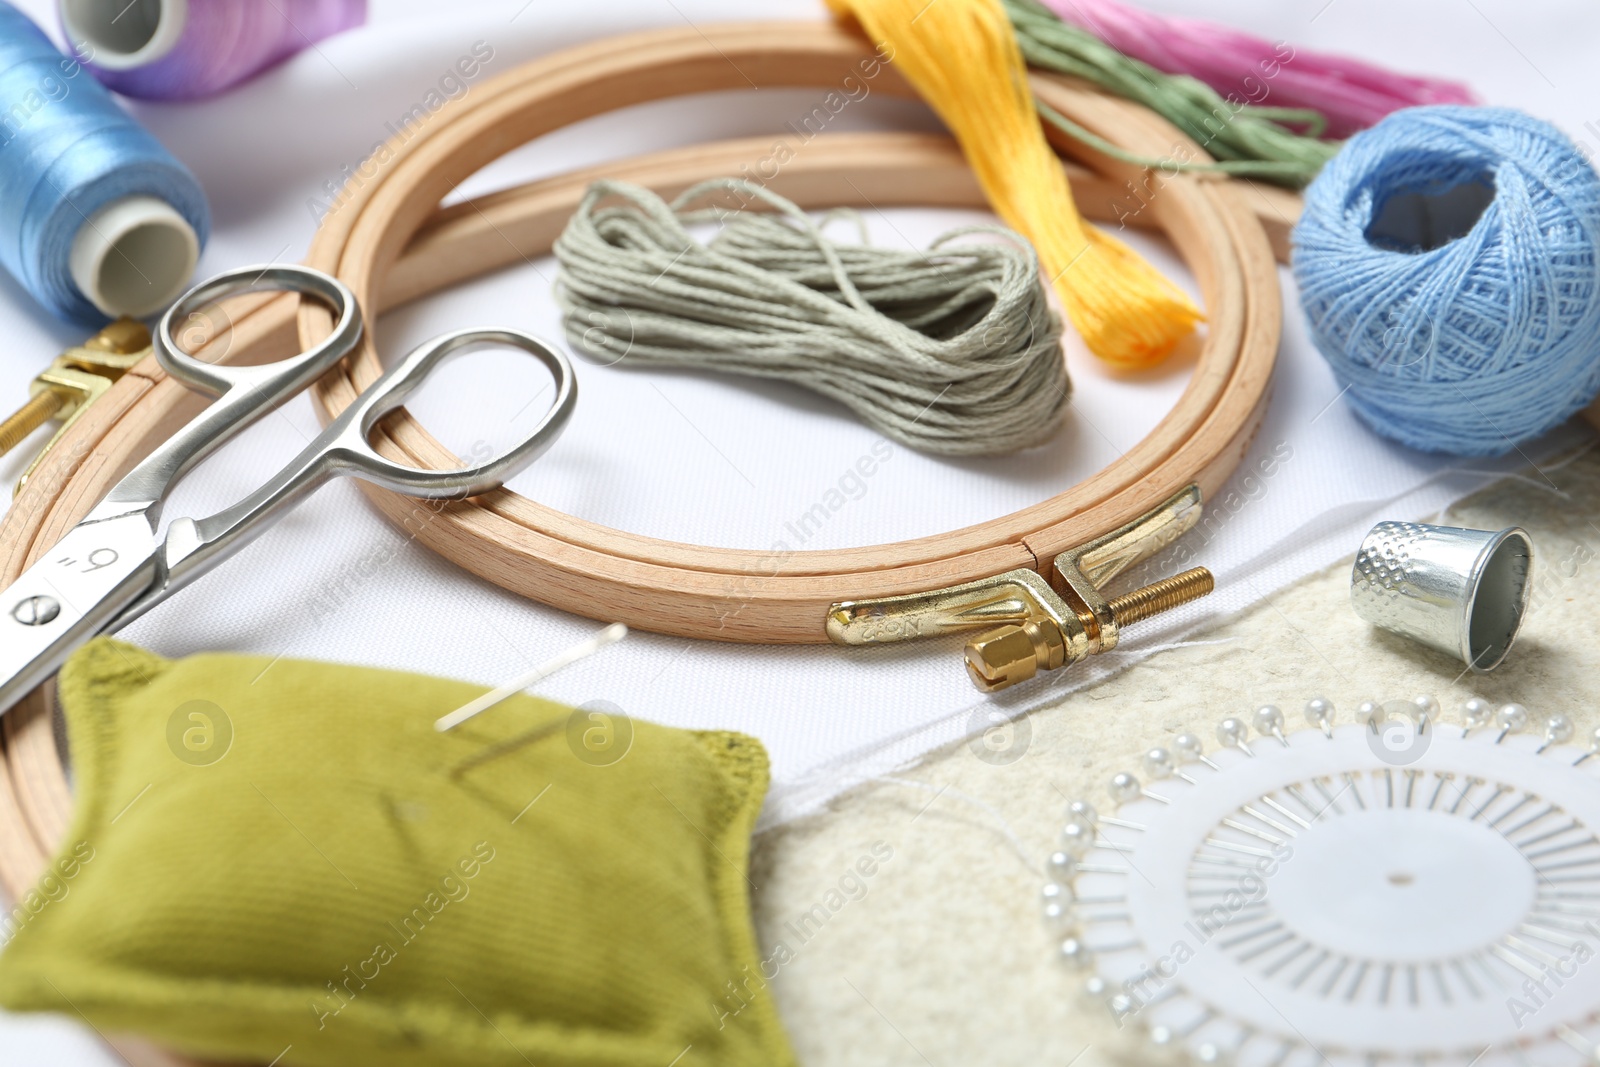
[0,23,1292,1065]
[294,22,1286,646]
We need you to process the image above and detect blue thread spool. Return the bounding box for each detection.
[0,1,207,321]
[1292,105,1600,456]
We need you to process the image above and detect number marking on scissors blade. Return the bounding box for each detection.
[0,514,159,715]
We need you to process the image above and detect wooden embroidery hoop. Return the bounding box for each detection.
[296,21,1286,645]
[0,21,1294,1066]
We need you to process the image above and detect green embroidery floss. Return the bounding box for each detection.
[553,178,1069,458]
[1005,0,1340,188]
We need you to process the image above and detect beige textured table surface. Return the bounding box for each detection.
[749,439,1600,1066]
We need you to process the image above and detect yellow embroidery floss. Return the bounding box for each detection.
[829,0,1202,368]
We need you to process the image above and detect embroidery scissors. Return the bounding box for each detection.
[0,264,576,714]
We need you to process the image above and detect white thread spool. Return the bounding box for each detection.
[68,195,199,317]
[58,0,187,70]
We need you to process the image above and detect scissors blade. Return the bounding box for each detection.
[0,512,160,716]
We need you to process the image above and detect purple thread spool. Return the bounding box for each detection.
[60,0,367,101]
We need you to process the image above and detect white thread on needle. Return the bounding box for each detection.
[435,623,628,732]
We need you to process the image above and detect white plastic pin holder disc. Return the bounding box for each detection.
[1045,701,1600,1066]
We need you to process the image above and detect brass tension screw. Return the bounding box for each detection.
[0,391,63,455]
[965,566,1215,692]
[825,487,1215,693]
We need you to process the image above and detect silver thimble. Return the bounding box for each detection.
[1351,521,1533,672]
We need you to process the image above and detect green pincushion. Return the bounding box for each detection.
[0,638,794,1067]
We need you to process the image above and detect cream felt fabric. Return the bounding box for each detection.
[749,445,1600,1065]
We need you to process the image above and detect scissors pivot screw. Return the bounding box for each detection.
[11,595,60,626]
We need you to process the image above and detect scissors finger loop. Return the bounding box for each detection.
[154,264,362,397]
[337,327,577,500]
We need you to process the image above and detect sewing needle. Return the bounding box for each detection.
[434,622,629,732]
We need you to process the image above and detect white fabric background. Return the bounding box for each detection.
[0,0,1594,1062]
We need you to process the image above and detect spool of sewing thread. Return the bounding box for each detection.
[60,0,367,101]
[0,2,206,322]
[1292,106,1600,456]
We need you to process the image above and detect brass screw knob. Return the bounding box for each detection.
[965,617,1066,691]
[965,567,1215,692]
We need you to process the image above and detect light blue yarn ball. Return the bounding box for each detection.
[1292,105,1600,456]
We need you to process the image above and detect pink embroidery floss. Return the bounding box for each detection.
[1038,0,1476,139]
[59,0,367,101]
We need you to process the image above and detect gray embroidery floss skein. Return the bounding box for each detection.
[553,178,1069,457]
